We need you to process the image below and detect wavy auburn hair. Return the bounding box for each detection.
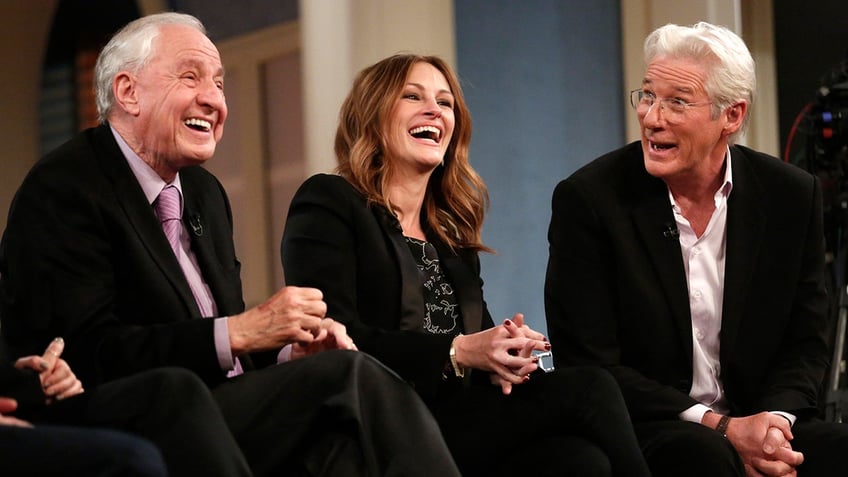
[335,54,492,253]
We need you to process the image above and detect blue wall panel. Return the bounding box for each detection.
[455,0,625,334]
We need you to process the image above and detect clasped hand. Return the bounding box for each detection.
[723,412,804,477]
[453,313,550,395]
[229,286,356,358]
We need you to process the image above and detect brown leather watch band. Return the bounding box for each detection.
[715,415,731,438]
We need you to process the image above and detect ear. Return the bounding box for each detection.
[113,72,140,116]
[722,101,747,137]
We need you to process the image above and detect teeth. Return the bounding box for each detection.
[185,118,212,131]
[409,126,440,140]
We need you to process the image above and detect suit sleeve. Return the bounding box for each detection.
[545,177,699,420]
[755,175,830,416]
[282,176,457,399]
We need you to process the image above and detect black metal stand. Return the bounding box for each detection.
[825,284,848,422]
[824,200,848,422]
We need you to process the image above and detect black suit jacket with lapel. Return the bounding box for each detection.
[0,124,246,386]
[282,174,492,400]
[545,141,830,422]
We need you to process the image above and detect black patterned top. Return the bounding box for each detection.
[404,236,462,338]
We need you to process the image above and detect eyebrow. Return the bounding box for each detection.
[640,79,694,95]
[405,82,453,97]
[178,58,225,78]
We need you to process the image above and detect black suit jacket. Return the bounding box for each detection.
[0,124,247,386]
[545,141,830,421]
[282,174,493,399]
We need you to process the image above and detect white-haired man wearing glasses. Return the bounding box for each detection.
[546,22,848,477]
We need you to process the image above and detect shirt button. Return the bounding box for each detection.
[693,290,702,299]
[695,329,705,340]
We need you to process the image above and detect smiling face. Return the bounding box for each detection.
[639,56,735,185]
[128,24,227,177]
[383,62,455,175]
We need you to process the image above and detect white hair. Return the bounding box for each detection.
[644,22,756,143]
[94,12,206,123]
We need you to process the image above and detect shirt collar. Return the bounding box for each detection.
[717,146,733,204]
[669,146,734,211]
[110,125,183,205]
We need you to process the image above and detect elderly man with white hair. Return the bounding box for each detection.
[546,21,848,477]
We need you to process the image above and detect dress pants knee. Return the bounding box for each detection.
[636,420,744,477]
[214,350,459,477]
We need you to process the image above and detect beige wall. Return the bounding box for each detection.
[299,0,455,175]
[0,1,58,233]
[212,23,302,304]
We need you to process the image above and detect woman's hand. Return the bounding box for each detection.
[0,397,32,428]
[454,313,550,395]
[14,337,84,403]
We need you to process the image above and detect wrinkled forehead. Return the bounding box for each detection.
[151,24,222,68]
[643,56,709,95]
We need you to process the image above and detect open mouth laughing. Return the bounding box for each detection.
[409,125,441,144]
[185,117,212,132]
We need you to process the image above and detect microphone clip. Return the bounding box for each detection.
[189,214,204,237]
[663,223,679,240]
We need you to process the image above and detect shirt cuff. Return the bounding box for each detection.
[277,344,293,363]
[679,403,713,423]
[770,410,797,426]
[213,317,238,372]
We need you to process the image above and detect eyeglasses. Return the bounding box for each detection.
[629,89,712,123]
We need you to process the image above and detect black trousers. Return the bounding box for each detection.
[431,366,651,477]
[26,367,252,477]
[212,349,461,477]
[1,424,167,477]
[636,418,848,477]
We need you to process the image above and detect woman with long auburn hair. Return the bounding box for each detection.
[282,54,650,477]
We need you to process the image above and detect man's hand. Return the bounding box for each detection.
[704,412,803,477]
[228,286,328,354]
[0,398,32,428]
[746,426,802,477]
[290,318,357,360]
[14,337,84,403]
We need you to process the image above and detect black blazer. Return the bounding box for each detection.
[282,174,493,399]
[0,124,247,386]
[545,141,830,421]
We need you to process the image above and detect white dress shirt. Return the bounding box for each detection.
[673,149,796,426]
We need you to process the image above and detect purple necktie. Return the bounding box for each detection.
[154,185,243,377]
[155,185,182,257]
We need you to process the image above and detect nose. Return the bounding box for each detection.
[423,96,442,118]
[197,79,226,111]
[641,99,665,127]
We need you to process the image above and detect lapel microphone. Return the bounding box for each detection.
[663,222,680,240]
[189,214,204,237]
